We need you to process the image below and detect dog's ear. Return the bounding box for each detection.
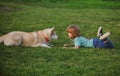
[50,27,55,35]
[51,27,55,30]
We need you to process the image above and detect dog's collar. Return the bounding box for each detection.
[44,37,49,42]
[33,32,50,43]
[35,32,50,43]
[42,34,49,42]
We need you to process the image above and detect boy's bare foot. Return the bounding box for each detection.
[97,26,103,37]
[99,32,110,40]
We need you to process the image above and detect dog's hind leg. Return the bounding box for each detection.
[4,35,22,46]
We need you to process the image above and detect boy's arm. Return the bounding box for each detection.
[63,46,80,49]
[74,46,80,49]
[63,44,74,47]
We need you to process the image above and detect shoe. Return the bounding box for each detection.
[97,26,103,37]
[99,32,110,40]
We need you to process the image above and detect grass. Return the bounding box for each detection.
[0,0,120,76]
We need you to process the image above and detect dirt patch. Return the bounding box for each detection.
[0,6,21,14]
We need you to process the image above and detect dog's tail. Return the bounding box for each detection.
[0,35,6,43]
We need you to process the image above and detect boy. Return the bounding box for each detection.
[64,24,114,49]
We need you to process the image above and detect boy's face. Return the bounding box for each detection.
[68,32,73,39]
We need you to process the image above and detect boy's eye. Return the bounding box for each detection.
[68,31,72,33]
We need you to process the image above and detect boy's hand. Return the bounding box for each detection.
[62,46,79,49]
[63,44,74,47]
[63,44,70,47]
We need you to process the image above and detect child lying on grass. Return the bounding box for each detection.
[64,24,114,49]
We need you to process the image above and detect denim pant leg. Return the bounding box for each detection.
[93,38,114,49]
[105,39,114,48]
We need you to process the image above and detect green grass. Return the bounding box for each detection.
[0,0,120,76]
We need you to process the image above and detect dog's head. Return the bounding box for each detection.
[50,27,58,40]
[41,27,58,42]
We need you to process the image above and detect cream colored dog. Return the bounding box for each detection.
[0,27,58,48]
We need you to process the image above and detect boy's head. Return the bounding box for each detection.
[66,24,80,39]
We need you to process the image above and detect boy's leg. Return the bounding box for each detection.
[99,32,110,43]
[97,26,103,37]
[93,38,106,48]
[105,39,114,48]
[93,38,114,48]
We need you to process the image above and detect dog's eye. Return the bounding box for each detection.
[51,31,54,35]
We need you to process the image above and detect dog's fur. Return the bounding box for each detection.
[0,27,58,48]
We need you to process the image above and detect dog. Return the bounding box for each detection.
[0,27,58,48]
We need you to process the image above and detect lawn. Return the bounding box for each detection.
[0,0,120,76]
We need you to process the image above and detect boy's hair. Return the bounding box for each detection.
[66,24,80,38]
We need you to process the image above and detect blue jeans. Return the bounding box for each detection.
[93,38,114,49]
